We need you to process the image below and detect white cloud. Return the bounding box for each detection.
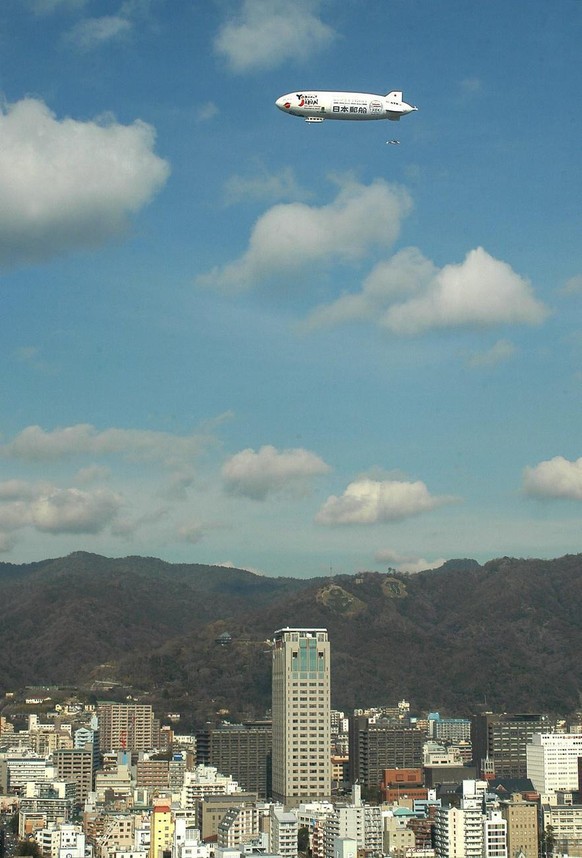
[304,246,434,329]
[467,338,516,367]
[74,465,111,485]
[0,424,210,467]
[214,0,336,73]
[316,477,457,525]
[222,444,331,500]
[0,98,170,266]
[523,456,582,500]
[0,479,43,501]
[198,178,412,291]
[66,16,132,49]
[30,488,121,533]
[224,166,309,206]
[306,246,548,334]
[0,483,121,537]
[374,547,446,574]
[177,521,208,544]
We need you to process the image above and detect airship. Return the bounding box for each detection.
[275,89,417,122]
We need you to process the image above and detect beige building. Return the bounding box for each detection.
[53,747,94,804]
[197,793,258,840]
[271,628,331,807]
[500,797,538,858]
[97,703,160,753]
[541,802,582,856]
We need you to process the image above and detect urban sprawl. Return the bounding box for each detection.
[0,628,579,858]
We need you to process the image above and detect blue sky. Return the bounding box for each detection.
[0,0,581,576]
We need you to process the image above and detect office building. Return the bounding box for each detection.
[526,732,582,796]
[541,801,582,855]
[196,721,272,798]
[349,716,424,794]
[271,628,331,806]
[53,747,94,804]
[471,713,548,779]
[500,797,538,858]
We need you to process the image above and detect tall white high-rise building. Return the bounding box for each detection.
[272,628,331,806]
[526,732,582,797]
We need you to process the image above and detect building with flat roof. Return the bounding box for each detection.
[471,713,549,779]
[349,716,425,795]
[196,722,271,798]
[499,797,538,858]
[271,628,331,806]
[97,703,160,753]
[526,732,582,797]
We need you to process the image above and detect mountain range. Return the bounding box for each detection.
[1,551,581,728]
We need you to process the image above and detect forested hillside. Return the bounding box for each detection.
[2,552,582,727]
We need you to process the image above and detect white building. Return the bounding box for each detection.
[174,818,210,858]
[217,805,260,849]
[179,766,242,810]
[541,802,582,854]
[35,824,87,858]
[332,838,356,858]
[483,810,507,858]
[526,732,582,797]
[270,806,298,858]
[271,628,331,806]
[0,753,55,793]
[434,782,488,858]
[322,788,382,858]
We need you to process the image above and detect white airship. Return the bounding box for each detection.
[275,89,417,122]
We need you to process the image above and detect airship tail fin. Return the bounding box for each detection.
[385,90,403,102]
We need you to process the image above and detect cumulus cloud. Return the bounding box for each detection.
[214,0,336,73]
[306,246,548,334]
[30,488,121,533]
[374,548,446,574]
[0,98,169,266]
[198,178,412,291]
[0,479,45,501]
[316,477,457,525]
[222,444,331,500]
[0,483,122,549]
[224,166,309,206]
[0,424,209,467]
[523,456,582,500]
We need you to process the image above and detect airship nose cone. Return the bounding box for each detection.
[275,96,291,111]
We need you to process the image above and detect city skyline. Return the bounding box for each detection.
[0,1,581,577]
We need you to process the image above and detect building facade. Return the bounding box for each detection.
[500,798,538,858]
[526,732,582,797]
[196,721,272,798]
[471,714,548,779]
[97,703,160,753]
[348,717,425,793]
[271,628,331,806]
